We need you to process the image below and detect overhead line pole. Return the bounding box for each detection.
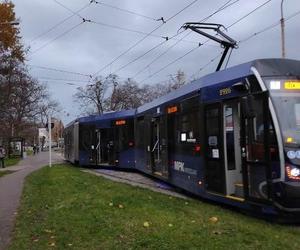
[280,0,285,58]
[48,114,52,168]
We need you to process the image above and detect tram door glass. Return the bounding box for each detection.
[205,104,226,194]
[223,101,243,197]
[79,125,96,164]
[151,116,168,177]
[96,129,114,165]
[241,93,270,201]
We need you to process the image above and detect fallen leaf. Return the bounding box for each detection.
[168,223,173,227]
[118,204,124,209]
[50,235,55,239]
[185,202,189,205]
[44,229,52,233]
[209,216,218,223]
[49,242,56,247]
[143,221,150,227]
[68,243,73,246]
[191,220,196,223]
[109,202,113,207]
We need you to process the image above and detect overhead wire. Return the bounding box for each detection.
[36,77,91,83]
[111,0,238,76]
[140,44,202,83]
[28,64,91,78]
[239,8,300,43]
[53,0,84,19]
[227,0,272,29]
[92,0,200,77]
[90,0,157,21]
[30,21,85,56]
[131,0,238,79]
[143,0,273,83]
[29,2,91,44]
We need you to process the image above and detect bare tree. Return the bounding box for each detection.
[141,69,187,103]
[74,76,113,115]
[74,70,187,115]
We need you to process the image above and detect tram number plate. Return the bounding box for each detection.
[284,81,300,90]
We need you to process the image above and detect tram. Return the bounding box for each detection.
[65,58,300,218]
[64,109,135,168]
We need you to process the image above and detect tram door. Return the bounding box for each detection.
[95,129,102,164]
[240,92,271,202]
[150,116,168,177]
[95,129,114,165]
[205,104,226,194]
[223,101,243,198]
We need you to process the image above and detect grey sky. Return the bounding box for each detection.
[12,0,300,123]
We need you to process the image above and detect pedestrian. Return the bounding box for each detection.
[0,146,6,168]
[33,145,36,155]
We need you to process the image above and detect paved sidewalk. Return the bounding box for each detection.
[83,169,188,199]
[0,151,64,250]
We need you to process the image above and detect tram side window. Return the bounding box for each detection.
[246,98,265,161]
[175,110,200,155]
[116,120,133,151]
[79,125,94,151]
[136,117,145,149]
[246,99,279,162]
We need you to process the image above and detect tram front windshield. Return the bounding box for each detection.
[269,80,300,147]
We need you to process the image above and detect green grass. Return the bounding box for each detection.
[4,157,20,167]
[0,170,14,177]
[9,165,300,250]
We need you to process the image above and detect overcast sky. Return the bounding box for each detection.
[12,0,300,124]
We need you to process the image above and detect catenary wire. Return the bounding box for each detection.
[131,0,238,79]
[29,2,91,44]
[140,44,201,83]
[90,0,157,21]
[53,0,84,19]
[239,8,300,43]
[142,0,274,83]
[112,0,238,76]
[36,77,91,83]
[92,0,200,77]
[28,64,91,78]
[30,21,84,56]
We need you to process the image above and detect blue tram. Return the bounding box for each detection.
[64,109,135,168]
[65,58,300,218]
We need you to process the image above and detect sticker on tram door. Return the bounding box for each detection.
[212,149,219,158]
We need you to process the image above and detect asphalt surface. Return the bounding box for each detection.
[0,151,63,250]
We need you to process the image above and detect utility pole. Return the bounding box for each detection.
[280,0,285,58]
[48,113,52,167]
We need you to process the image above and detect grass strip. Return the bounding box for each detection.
[5,157,21,167]
[0,170,14,178]
[9,164,300,250]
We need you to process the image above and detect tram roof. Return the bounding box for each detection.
[65,109,136,127]
[79,109,136,124]
[137,58,300,114]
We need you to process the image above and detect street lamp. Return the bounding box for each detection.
[280,0,285,58]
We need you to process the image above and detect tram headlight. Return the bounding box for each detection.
[290,167,300,177]
[286,165,300,180]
